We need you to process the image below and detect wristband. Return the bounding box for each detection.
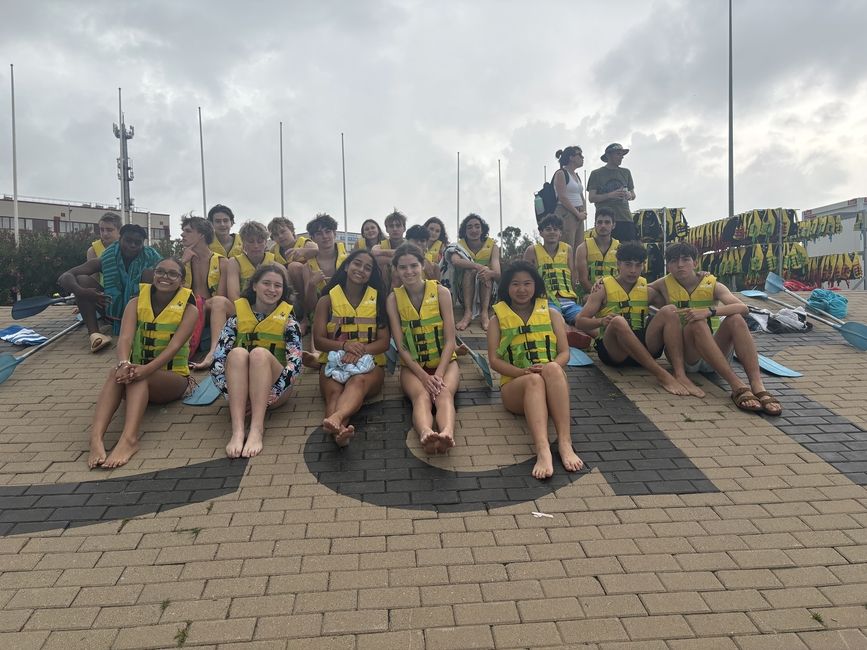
[115,360,130,370]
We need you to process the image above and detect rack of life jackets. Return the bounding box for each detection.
[628,208,691,281]
[700,246,862,287]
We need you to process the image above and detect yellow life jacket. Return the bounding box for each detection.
[664,273,720,332]
[394,280,455,369]
[131,284,192,376]
[378,238,404,251]
[184,251,223,296]
[534,242,577,300]
[234,297,293,365]
[492,298,556,385]
[210,233,243,258]
[599,276,648,337]
[459,237,495,266]
[92,239,106,257]
[271,235,311,265]
[586,237,620,284]
[307,243,348,293]
[426,240,443,264]
[320,284,385,366]
[236,251,277,290]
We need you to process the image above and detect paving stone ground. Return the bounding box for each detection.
[0,290,866,649]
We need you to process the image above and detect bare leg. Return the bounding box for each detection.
[501,374,554,480]
[225,347,251,458]
[400,369,439,454]
[539,362,583,471]
[74,275,104,335]
[479,277,492,331]
[456,270,476,330]
[715,315,779,414]
[322,367,385,446]
[88,369,123,468]
[191,296,233,370]
[287,262,307,310]
[651,306,705,397]
[561,214,578,252]
[432,362,461,453]
[602,317,689,396]
[242,348,284,457]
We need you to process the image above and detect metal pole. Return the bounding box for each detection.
[279,121,285,219]
[10,64,19,248]
[147,211,152,243]
[198,107,207,219]
[777,208,784,278]
[543,165,547,184]
[728,0,734,218]
[117,88,126,225]
[456,151,460,234]
[341,132,348,247]
[497,159,503,238]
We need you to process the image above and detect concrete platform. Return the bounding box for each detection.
[0,291,866,648]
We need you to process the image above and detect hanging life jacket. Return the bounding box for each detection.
[492,298,557,385]
[234,298,293,365]
[131,284,193,376]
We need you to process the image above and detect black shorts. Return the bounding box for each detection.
[594,329,663,368]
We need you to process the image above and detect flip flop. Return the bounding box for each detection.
[753,390,783,416]
[731,386,762,413]
[89,332,112,353]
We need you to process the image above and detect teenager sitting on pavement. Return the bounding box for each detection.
[59,224,161,353]
[303,213,348,316]
[453,213,501,331]
[487,261,584,480]
[266,217,319,311]
[575,241,702,397]
[86,212,121,261]
[386,244,459,455]
[88,257,198,469]
[371,210,408,287]
[574,207,619,301]
[648,242,783,416]
[313,249,390,447]
[523,214,581,326]
[354,218,385,250]
[405,225,442,281]
[208,204,243,258]
[225,221,277,300]
[178,216,234,371]
[211,264,303,459]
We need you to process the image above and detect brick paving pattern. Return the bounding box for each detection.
[0,292,865,648]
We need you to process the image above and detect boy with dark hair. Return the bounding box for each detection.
[304,213,348,314]
[648,242,782,415]
[405,224,441,280]
[372,210,408,286]
[576,241,701,397]
[574,208,619,299]
[267,217,319,304]
[179,215,234,370]
[225,221,277,300]
[522,214,581,325]
[208,204,243,258]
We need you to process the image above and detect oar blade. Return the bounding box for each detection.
[840,322,867,351]
[764,272,785,295]
[0,354,22,385]
[385,339,398,375]
[183,376,221,406]
[11,296,70,320]
[740,290,768,299]
[568,347,594,367]
[736,353,803,378]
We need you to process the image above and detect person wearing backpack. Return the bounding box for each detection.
[551,146,587,251]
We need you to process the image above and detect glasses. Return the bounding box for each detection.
[153,268,182,280]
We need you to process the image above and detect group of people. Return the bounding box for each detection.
[57,143,782,479]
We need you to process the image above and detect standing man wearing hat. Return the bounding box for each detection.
[587,143,638,242]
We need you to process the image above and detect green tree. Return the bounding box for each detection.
[497,226,535,266]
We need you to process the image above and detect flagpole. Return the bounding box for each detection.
[198,106,207,218]
[728,0,734,218]
[279,121,285,219]
[341,132,348,247]
[497,159,503,238]
[10,64,19,248]
[456,151,460,234]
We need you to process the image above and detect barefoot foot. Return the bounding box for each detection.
[456,317,471,331]
[659,374,690,396]
[558,442,584,472]
[302,351,321,369]
[102,437,139,469]
[334,424,355,447]
[419,429,439,455]
[532,448,554,480]
[675,374,705,398]
[88,439,106,469]
[226,432,245,458]
[241,429,263,458]
[480,314,490,331]
[435,431,455,455]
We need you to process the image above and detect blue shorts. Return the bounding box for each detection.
[549,298,582,324]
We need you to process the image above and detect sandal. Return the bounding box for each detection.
[89,332,112,353]
[731,386,762,412]
[753,390,783,416]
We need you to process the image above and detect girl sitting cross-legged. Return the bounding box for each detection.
[211,263,303,458]
[486,260,584,480]
[386,244,460,455]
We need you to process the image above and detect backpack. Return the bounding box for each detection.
[534,169,569,219]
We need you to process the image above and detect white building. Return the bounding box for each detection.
[0,195,171,241]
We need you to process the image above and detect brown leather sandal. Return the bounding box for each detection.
[731,386,762,412]
[753,390,783,416]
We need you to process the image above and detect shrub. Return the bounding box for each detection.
[0,231,94,304]
[152,237,184,258]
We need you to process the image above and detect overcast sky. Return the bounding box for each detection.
[1,0,865,239]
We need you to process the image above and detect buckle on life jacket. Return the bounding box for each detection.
[408,319,422,329]
[517,325,533,334]
[142,322,158,331]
